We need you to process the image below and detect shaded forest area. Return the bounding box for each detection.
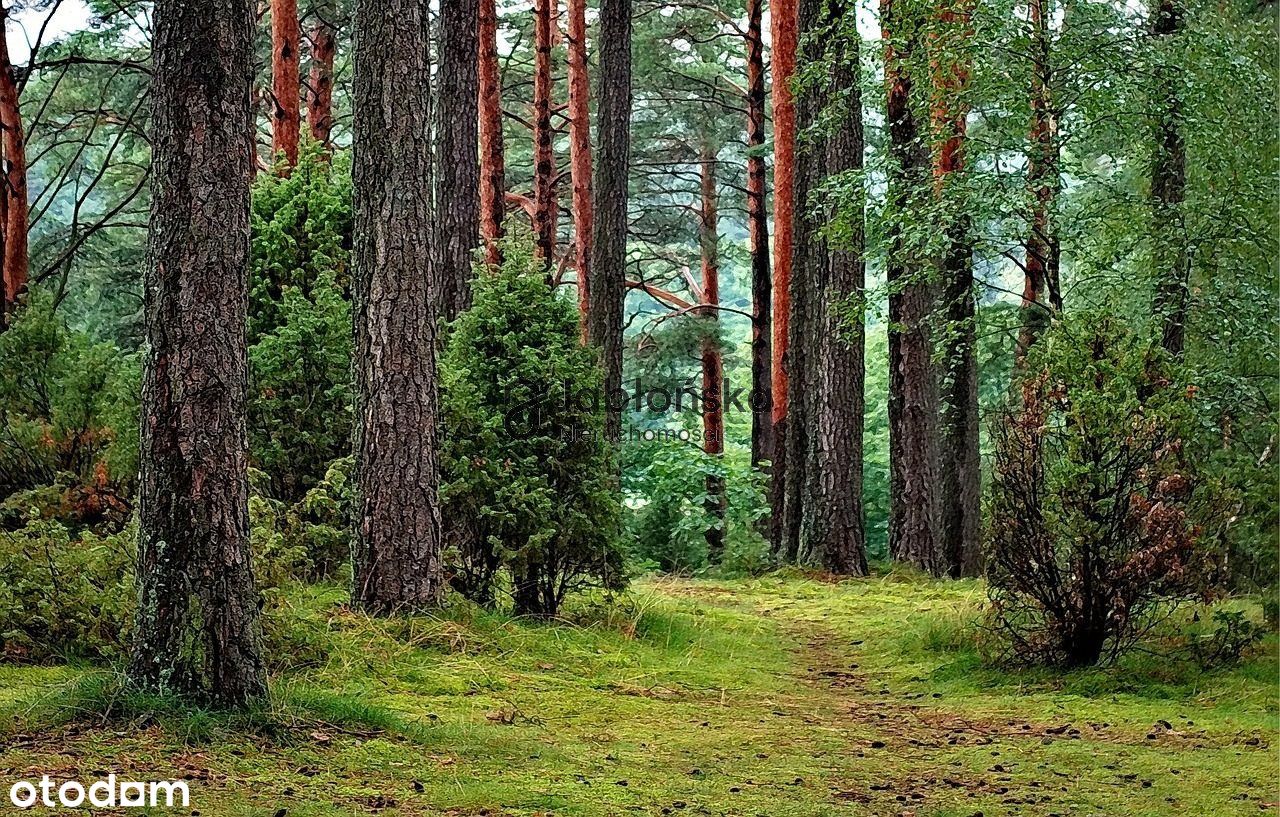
[0,0,1274,812]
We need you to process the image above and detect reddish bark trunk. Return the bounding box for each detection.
[0,9,27,320]
[532,0,557,268]
[478,0,506,267]
[768,0,797,557]
[699,144,726,562]
[270,0,301,167]
[306,0,337,148]
[1018,0,1060,363]
[746,0,772,472]
[567,0,593,339]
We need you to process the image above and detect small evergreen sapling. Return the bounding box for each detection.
[441,240,624,617]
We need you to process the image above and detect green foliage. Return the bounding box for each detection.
[624,440,769,576]
[248,270,353,501]
[0,516,134,662]
[248,143,352,340]
[0,476,335,664]
[0,295,139,521]
[986,313,1217,667]
[249,458,355,586]
[248,145,354,501]
[1187,609,1265,668]
[441,239,625,616]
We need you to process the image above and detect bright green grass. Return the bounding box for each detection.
[0,573,1274,816]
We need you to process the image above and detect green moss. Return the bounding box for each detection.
[0,575,1273,816]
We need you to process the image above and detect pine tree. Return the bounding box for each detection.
[350,0,445,612]
[128,0,266,706]
[434,0,481,320]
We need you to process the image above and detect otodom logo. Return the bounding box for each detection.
[8,775,190,809]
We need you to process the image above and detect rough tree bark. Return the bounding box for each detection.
[588,0,632,446]
[532,0,557,268]
[351,0,445,613]
[127,0,266,707]
[794,0,867,576]
[768,0,798,561]
[746,0,773,472]
[699,142,727,563]
[478,0,506,266]
[1017,0,1061,364]
[931,0,981,577]
[270,0,302,167]
[567,0,594,338]
[1150,0,1188,357]
[0,7,27,320]
[434,0,481,320]
[883,0,943,576]
[307,0,338,148]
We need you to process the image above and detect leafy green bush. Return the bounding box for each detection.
[986,314,1217,667]
[624,439,769,575]
[0,477,335,664]
[440,239,625,617]
[0,295,139,525]
[0,516,134,662]
[248,143,353,501]
[282,457,354,581]
[248,141,352,340]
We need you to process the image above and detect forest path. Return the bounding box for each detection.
[654,574,1277,817]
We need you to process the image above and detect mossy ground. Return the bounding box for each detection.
[0,573,1275,816]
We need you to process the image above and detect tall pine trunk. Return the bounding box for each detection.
[746,0,772,472]
[270,0,301,167]
[128,0,266,706]
[532,0,557,268]
[0,7,27,321]
[699,143,727,562]
[306,0,337,148]
[351,0,445,613]
[1151,0,1188,356]
[794,0,867,576]
[478,0,506,266]
[435,0,481,320]
[588,0,632,446]
[1018,0,1060,363]
[768,0,798,561]
[567,0,594,338]
[931,0,981,577]
[883,0,943,576]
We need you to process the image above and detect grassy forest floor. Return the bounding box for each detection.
[0,573,1275,816]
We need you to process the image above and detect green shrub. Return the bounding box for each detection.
[1187,609,1266,667]
[248,271,353,501]
[440,239,625,617]
[0,295,139,525]
[624,439,769,575]
[986,314,1218,667]
[248,144,353,501]
[281,456,354,581]
[0,516,134,662]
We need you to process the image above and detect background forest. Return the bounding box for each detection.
[0,0,1274,813]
